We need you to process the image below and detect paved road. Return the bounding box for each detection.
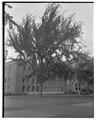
[4,95,94,118]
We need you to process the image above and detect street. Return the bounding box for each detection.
[4,95,94,118]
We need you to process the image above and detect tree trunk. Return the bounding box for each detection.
[75,71,80,94]
[39,57,44,96]
[64,80,67,94]
[39,82,43,96]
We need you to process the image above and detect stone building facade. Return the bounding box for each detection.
[4,61,24,94]
[4,61,82,95]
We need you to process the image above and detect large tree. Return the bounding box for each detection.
[7,3,84,95]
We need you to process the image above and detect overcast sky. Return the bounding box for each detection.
[5,3,93,59]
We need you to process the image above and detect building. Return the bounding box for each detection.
[4,61,24,94]
[4,60,82,95]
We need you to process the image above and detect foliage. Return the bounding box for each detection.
[72,52,94,84]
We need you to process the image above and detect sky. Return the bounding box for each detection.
[5,3,93,59]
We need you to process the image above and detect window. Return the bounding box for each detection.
[61,87,63,92]
[22,86,25,91]
[37,80,39,84]
[8,77,11,82]
[22,78,25,83]
[23,66,26,73]
[36,86,39,91]
[27,86,30,91]
[28,66,31,72]
[32,80,34,84]
[5,66,7,71]
[4,78,7,83]
[75,83,77,90]
[32,78,35,84]
[8,65,11,73]
[32,86,34,91]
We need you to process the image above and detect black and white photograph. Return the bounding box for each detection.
[3,1,94,118]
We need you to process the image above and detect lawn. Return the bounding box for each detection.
[4,95,94,118]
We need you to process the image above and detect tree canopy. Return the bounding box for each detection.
[75,53,94,84]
